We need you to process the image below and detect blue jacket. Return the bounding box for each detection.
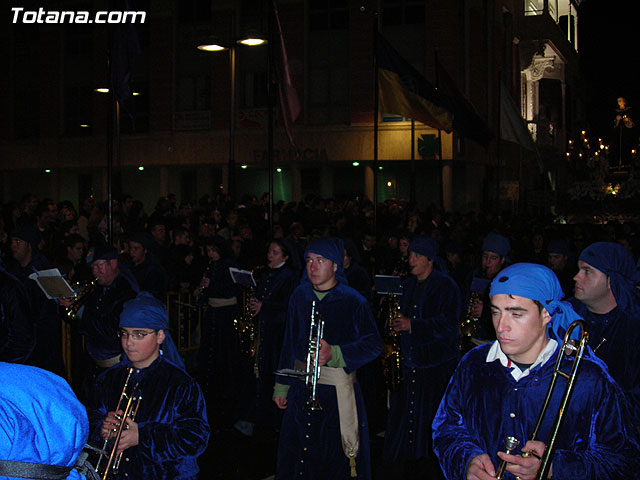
[88,355,210,479]
[433,342,640,479]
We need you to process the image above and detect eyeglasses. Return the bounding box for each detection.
[117,329,158,341]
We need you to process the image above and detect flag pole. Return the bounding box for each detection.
[268,0,275,238]
[410,119,416,204]
[434,49,444,211]
[106,19,115,246]
[372,12,379,230]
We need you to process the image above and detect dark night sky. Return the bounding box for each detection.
[578,0,639,143]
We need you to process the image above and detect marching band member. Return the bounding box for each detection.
[192,235,240,426]
[60,245,139,402]
[382,236,461,479]
[569,241,640,428]
[87,292,210,480]
[273,237,381,479]
[462,232,511,348]
[234,239,300,436]
[433,263,640,480]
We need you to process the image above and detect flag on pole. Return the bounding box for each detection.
[273,1,301,148]
[376,32,453,131]
[110,0,141,117]
[434,58,493,147]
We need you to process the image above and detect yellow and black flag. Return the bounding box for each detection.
[376,33,453,132]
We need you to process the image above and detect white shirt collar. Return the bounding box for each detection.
[486,338,558,381]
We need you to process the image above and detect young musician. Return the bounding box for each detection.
[433,263,640,480]
[382,236,461,479]
[273,237,382,479]
[234,239,300,436]
[88,292,210,479]
[193,235,240,424]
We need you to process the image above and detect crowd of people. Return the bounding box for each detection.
[1,189,640,479]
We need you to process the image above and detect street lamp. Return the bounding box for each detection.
[197,31,267,202]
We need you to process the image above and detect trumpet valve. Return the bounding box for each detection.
[304,397,323,411]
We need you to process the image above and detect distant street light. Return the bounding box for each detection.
[197,32,267,201]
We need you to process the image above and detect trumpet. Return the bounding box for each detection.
[305,300,325,411]
[65,277,98,321]
[95,368,142,480]
[273,301,325,409]
[496,321,589,480]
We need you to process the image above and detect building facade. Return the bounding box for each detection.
[1,0,585,214]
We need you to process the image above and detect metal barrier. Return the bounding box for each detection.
[61,318,72,382]
[166,292,202,354]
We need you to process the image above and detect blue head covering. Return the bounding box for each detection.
[10,224,41,249]
[490,263,583,342]
[119,292,185,369]
[482,232,511,257]
[409,236,439,259]
[409,236,449,272]
[86,245,118,265]
[578,242,640,315]
[0,363,88,480]
[302,237,347,286]
[547,238,569,256]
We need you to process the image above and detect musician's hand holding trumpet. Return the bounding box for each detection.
[273,335,332,411]
[101,408,139,454]
[310,337,333,366]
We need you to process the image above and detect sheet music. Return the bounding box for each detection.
[228,267,257,287]
[28,268,75,300]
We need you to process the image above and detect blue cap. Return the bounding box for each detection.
[482,232,510,256]
[10,224,41,248]
[86,245,118,264]
[409,236,439,259]
[547,238,569,256]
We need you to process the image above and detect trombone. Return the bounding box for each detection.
[497,320,589,480]
[95,368,142,480]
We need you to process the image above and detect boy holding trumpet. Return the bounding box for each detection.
[88,292,210,479]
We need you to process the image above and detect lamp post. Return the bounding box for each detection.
[198,31,267,203]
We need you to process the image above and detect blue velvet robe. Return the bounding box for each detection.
[252,265,299,426]
[0,264,35,364]
[569,299,640,428]
[6,251,65,376]
[432,342,640,480]
[345,262,372,302]
[383,269,461,461]
[88,356,210,480]
[196,257,241,423]
[80,274,138,363]
[276,281,382,479]
[130,253,169,301]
